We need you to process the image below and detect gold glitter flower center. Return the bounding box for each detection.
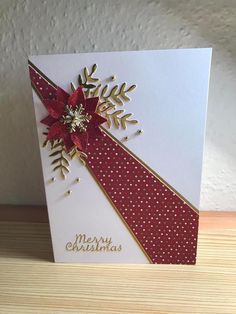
[60,104,91,133]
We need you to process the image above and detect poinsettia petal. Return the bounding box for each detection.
[68,87,85,107]
[57,87,69,104]
[40,115,57,126]
[43,99,65,118]
[47,122,67,140]
[86,114,106,138]
[63,134,75,152]
[84,97,99,113]
[87,126,103,140]
[71,131,88,151]
[89,113,107,127]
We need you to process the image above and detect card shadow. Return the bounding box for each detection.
[0,221,54,262]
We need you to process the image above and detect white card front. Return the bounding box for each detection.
[29,48,211,264]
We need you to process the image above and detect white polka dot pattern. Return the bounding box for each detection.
[86,133,199,264]
[29,65,56,100]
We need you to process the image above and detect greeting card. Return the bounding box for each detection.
[28,49,211,264]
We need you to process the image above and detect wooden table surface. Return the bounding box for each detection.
[0,212,236,314]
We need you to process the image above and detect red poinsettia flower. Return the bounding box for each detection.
[41,86,106,152]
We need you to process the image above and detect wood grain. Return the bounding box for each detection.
[0,212,236,313]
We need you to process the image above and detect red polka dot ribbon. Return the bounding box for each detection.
[29,62,199,264]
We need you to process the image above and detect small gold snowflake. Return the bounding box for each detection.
[60,104,91,133]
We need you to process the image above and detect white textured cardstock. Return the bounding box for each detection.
[29,49,212,263]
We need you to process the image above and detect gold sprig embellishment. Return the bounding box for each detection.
[72,64,138,130]
[69,147,87,165]
[43,133,86,179]
[43,137,69,179]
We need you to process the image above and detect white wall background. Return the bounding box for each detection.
[0,0,235,210]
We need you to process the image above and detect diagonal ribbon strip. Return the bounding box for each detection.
[29,61,199,264]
